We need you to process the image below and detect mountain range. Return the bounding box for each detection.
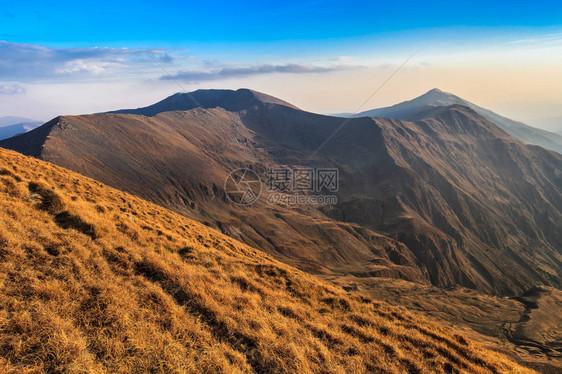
[2,88,561,294]
[1,88,561,370]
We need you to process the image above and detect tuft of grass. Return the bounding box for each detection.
[28,181,65,214]
[54,211,97,239]
[0,147,533,374]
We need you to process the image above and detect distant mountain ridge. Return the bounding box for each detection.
[0,116,42,140]
[0,116,38,127]
[354,88,562,154]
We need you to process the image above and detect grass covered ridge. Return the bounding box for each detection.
[0,148,531,373]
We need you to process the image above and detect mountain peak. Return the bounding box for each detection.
[352,88,467,121]
[418,88,460,102]
[427,88,443,94]
[422,88,457,98]
[111,88,299,117]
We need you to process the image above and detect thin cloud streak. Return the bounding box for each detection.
[160,63,361,82]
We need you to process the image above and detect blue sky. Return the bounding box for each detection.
[3,0,562,45]
[1,1,562,130]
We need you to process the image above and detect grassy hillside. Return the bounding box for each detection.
[0,148,530,373]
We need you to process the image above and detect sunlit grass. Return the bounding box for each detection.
[0,148,532,373]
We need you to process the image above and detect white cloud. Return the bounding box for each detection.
[0,41,173,81]
[54,59,123,75]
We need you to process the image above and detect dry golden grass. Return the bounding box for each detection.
[0,148,532,373]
